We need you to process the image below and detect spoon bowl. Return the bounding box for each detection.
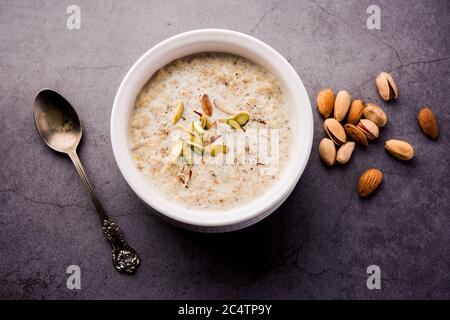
[33,89,82,153]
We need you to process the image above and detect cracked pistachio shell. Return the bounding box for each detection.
[324,118,347,145]
[363,103,388,127]
[317,88,334,118]
[319,138,336,167]
[376,72,398,101]
[233,112,250,126]
[358,119,379,140]
[172,101,184,124]
[336,142,356,165]
[385,139,414,160]
[334,90,351,121]
[208,144,228,157]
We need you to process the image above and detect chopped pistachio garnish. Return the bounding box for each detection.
[226,118,244,131]
[171,140,183,157]
[192,120,206,135]
[172,101,184,124]
[176,124,195,136]
[181,142,193,165]
[208,144,228,157]
[200,115,213,129]
[185,140,204,155]
[233,112,250,126]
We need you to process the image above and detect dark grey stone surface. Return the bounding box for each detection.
[1,0,449,299]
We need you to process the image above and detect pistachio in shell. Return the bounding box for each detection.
[172,101,184,124]
[384,139,414,160]
[336,142,356,165]
[363,103,388,127]
[357,119,379,140]
[334,90,351,121]
[319,138,336,167]
[324,118,347,145]
[376,72,398,101]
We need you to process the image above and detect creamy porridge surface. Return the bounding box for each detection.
[130,53,293,211]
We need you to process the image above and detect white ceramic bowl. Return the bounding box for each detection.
[111,29,313,232]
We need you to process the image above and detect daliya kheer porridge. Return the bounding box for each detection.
[130,53,293,210]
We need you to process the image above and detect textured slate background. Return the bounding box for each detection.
[1,0,449,299]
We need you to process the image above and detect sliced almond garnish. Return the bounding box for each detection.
[201,94,213,116]
[213,99,238,115]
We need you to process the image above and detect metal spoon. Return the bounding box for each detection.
[33,88,140,274]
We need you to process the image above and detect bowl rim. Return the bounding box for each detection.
[111,28,313,229]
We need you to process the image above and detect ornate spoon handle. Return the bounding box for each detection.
[68,151,140,274]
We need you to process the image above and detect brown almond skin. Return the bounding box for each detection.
[417,107,438,140]
[201,94,213,117]
[344,124,368,146]
[347,100,364,125]
[357,168,383,198]
[317,88,334,118]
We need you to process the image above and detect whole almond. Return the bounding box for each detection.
[357,119,379,140]
[385,139,414,160]
[357,168,383,198]
[334,90,351,121]
[344,124,368,146]
[336,142,356,165]
[324,118,347,145]
[376,72,398,101]
[417,107,438,140]
[201,94,213,116]
[319,138,336,166]
[363,103,388,127]
[317,88,334,118]
[347,100,364,125]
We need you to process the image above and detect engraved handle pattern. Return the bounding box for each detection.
[102,220,140,274]
[69,151,140,274]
